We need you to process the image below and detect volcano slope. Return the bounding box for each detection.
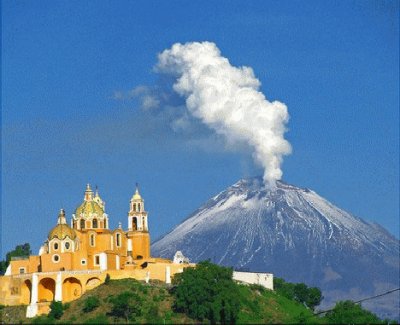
[152,177,399,320]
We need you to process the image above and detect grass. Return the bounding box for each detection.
[0,304,27,324]
[237,284,324,324]
[57,279,194,324]
[1,279,328,324]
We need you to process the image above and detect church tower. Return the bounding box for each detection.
[126,184,150,259]
[128,185,148,231]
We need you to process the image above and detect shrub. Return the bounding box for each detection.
[147,303,159,317]
[49,301,63,320]
[104,273,111,285]
[325,300,385,324]
[145,304,162,324]
[83,296,100,312]
[109,291,142,322]
[140,286,148,294]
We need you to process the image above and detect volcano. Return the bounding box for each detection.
[152,177,399,320]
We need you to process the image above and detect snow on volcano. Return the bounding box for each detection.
[152,177,399,320]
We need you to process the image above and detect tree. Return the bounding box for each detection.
[273,277,322,310]
[172,261,240,324]
[0,243,31,274]
[303,286,323,310]
[109,291,142,323]
[325,300,385,324]
[0,261,7,275]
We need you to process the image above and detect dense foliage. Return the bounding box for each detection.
[325,300,394,324]
[48,301,63,320]
[82,296,100,313]
[108,291,143,322]
[274,277,322,310]
[0,243,31,274]
[172,261,240,324]
[1,261,395,324]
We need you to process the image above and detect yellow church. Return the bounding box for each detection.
[0,184,192,318]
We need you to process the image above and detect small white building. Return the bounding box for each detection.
[172,251,273,290]
[173,251,190,264]
[233,271,274,290]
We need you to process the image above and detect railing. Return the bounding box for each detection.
[12,269,104,279]
[10,256,29,261]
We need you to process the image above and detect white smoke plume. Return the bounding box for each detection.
[156,41,291,186]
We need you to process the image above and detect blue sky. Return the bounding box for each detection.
[2,1,399,257]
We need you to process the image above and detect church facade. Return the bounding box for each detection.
[0,184,191,317]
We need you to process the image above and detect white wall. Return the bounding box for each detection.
[116,255,120,270]
[99,253,108,271]
[233,271,273,290]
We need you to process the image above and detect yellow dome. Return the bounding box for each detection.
[48,223,76,240]
[132,187,142,201]
[75,200,104,218]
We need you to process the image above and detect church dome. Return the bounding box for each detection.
[48,223,76,240]
[75,200,104,217]
[74,184,105,218]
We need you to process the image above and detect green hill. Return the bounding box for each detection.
[1,278,324,324]
[1,261,393,324]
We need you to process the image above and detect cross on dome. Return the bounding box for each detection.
[84,183,94,201]
[132,183,142,201]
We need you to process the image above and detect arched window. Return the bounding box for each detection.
[142,217,145,229]
[116,233,121,247]
[80,219,85,230]
[138,203,141,211]
[92,219,98,228]
[133,203,136,212]
[90,234,95,247]
[132,217,137,230]
[104,219,107,229]
[54,242,59,250]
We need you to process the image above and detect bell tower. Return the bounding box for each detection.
[128,184,148,232]
[126,184,150,259]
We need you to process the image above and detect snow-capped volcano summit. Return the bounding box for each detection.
[152,177,399,319]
